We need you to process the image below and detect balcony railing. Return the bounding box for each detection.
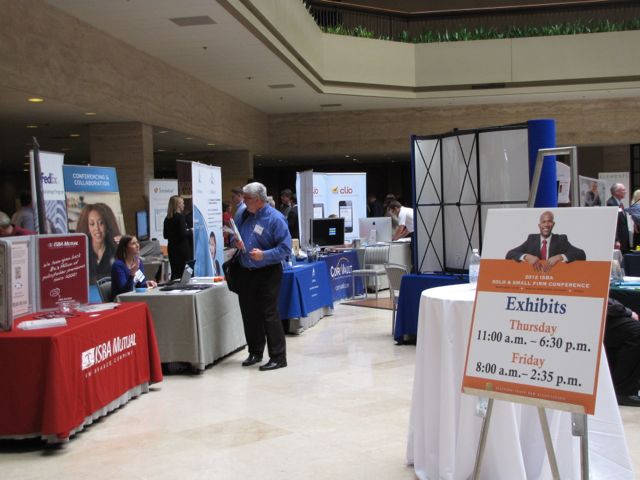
[303,0,640,42]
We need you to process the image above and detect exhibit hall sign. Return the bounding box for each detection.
[462,207,617,414]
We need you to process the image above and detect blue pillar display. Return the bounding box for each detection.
[527,119,557,208]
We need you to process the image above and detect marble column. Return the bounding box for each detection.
[89,123,154,234]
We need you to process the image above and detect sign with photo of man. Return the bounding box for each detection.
[463,207,617,414]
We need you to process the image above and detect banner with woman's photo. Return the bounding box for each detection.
[63,165,125,301]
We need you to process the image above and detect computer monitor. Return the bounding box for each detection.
[359,216,392,244]
[311,218,345,247]
[135,211,149,241]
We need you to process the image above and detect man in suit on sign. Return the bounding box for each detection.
[506,210,586,272]
[607,183,631,252]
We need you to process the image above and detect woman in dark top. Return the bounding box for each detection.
[76,203,121,284]
[111,235,157,299]
[163,195,190,280]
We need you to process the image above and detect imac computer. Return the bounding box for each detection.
[358,217,392,244]
[135,210,149,241]
[311,218,345,247]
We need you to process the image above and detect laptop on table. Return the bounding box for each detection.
[160,260,211,291]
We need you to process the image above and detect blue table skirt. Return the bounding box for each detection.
[279,262,333,319]
[394,273,468,342]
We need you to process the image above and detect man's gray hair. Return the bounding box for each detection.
[611,183,624,195]
[243,182,268,202]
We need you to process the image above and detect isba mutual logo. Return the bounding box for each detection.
[81,333,137,371]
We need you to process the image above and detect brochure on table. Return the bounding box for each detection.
[0,237,35,331]
[36,234,89,310]
[30,150,68,234]
[149,179,178,249]
[462,207,617,414]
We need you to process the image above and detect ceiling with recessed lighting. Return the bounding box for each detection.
[1,0,638,173]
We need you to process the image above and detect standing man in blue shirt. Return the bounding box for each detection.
[234,182,292,371]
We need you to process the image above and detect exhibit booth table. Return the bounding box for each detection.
[279,262,333,334]
[394,273,467,342]
[407,284,634,479]
[118,283,245,371]
[0,303,162,443]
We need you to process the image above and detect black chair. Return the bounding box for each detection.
[96,277,113,303]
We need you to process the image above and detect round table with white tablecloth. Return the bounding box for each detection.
[406,283,634,480]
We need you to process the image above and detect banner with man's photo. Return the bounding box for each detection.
[63,165,125,301]
[462,207,617,414]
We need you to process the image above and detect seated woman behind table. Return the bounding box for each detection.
[111,235,157,299]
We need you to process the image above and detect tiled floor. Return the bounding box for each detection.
[1,302,639,479]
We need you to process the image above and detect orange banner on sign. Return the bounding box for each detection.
[477,259,610,298]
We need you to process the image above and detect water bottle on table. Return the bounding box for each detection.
[469,248,481,286]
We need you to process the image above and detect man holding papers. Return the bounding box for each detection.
[233,182,291,371]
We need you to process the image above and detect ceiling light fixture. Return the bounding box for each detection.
[207,143,216,146]
[169,16,216,27]
[268,84,295,89]
[26,125,38,129]
[185,137,193,140]
[69,133,80,138]
[27,97,44,103]
[84,112,97,116]
[157,130,168,134]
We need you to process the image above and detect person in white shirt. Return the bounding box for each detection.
[387,200,414,240]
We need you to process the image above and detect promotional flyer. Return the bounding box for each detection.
[462,207,617,414]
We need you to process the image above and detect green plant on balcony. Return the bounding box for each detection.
[321,17,640,43]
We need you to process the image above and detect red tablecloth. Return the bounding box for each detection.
[0,302,162,440]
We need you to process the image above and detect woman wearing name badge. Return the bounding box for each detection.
[111,235,157,299]
[76,203,121,284]
[163,195,191,280]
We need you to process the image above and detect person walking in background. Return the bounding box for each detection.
[11,192,36,231]
[367,194,384,217]
[625,189,640,249]
[163,195,191,281]
[230,187,244,215]
[76,203,121,284]
[607,183,631,252]
[233,182,291,371]
[279,189,299,240]
[0,211,35,237]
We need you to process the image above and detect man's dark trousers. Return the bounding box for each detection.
[237,263,286,362]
